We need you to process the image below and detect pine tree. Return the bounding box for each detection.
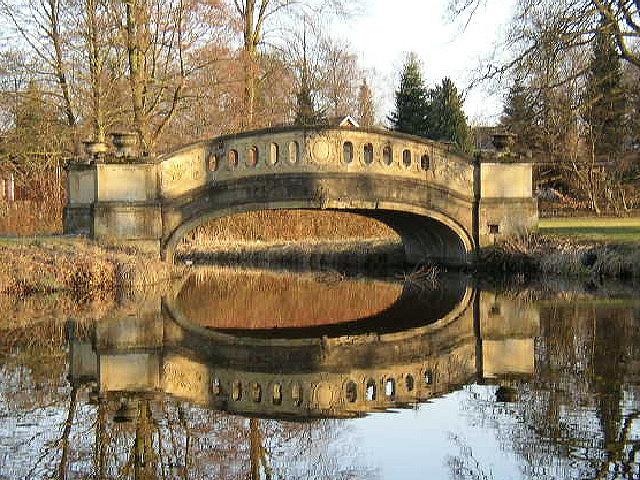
[501,79,539,150]
[294,23,324,127]
[586,25,626,162]
[388,53,429,136]
[357,79,375,127]
[428,77,471,152]
[294,82,323,126]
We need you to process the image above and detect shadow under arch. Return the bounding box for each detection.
[162,200,473,266]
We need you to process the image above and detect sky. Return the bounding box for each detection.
[331,0,517,125]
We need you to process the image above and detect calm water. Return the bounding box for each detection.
[1,267,639,479]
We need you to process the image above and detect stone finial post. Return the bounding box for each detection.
[111,132,139,159]
[83,140,108,161]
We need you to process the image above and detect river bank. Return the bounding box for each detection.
[0,237,183,296]
[178,233,640,280]
[480,234,640,279]
[177,238,405,271]
[1,231,639,299]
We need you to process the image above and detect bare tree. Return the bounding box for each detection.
[230,0,363,129]
[449,0,640,82]
[121,0,229,153]
[0,0,77,130]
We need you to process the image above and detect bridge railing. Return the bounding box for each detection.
[157,127,476,200]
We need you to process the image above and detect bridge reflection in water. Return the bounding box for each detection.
[69,268,539,421]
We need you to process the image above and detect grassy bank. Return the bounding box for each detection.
[0,236,183,296]
[481,217,640,279]
[481,234,640,279]
[177,238,405,271]
[539,217,640,243]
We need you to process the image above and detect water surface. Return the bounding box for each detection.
[1,267,639,479]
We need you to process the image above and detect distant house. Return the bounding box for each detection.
[334,116,360,128]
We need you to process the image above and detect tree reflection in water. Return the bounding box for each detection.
[451,300,640,480]
[0,273,639,479]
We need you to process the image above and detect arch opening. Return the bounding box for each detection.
[268,142,279,165]
[174,209,405,267]
[167,205,472,267]
[382,145,393,165]
[363,143,374,164]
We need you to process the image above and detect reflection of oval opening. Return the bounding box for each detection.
[288,141,299,164]
[405,374,414,392]
[345,381,358,403]
[385,378,396,398]
[252,382,261,402]
[247,146,259,167]
[424,370,434,385]
[292,383,303,406]
[208,153,219,172]
[366,379,376,401]
[232,380,242,400]
[228,149,238,167]
[272,383,282,405]
[212,377,222,395]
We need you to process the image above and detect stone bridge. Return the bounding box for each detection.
[64,126,538,264]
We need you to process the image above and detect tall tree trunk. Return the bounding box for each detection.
[95,399,106,480]
[58,386,78,480]
[86,0,105,142]
[250,418,261,480]
[48,0,76,129]
[243,0,257,130]
[125,0,147,153]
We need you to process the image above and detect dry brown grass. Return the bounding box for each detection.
[0,237,182,296]
[180,210,399,245]
[0,200,63,235]
[480,234,640,279]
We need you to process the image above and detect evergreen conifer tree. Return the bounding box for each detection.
[357,79,375,127]
[586,24,626,161]
[501,79,539,150]
[294,82,323,126]
[389,53,429,136]
[428,77,471,152]
[294,23,324,127]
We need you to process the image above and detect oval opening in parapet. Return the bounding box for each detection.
[170,268,469,337]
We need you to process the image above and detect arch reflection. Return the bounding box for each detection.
[69,269,539,420]
[168,267,470,336]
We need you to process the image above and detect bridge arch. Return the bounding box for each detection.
[162,199,473,265]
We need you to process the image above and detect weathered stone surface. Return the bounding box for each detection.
[64,126,539,264]
[481,162,533,198]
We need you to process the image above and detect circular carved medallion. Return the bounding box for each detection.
[311,137,332,164]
